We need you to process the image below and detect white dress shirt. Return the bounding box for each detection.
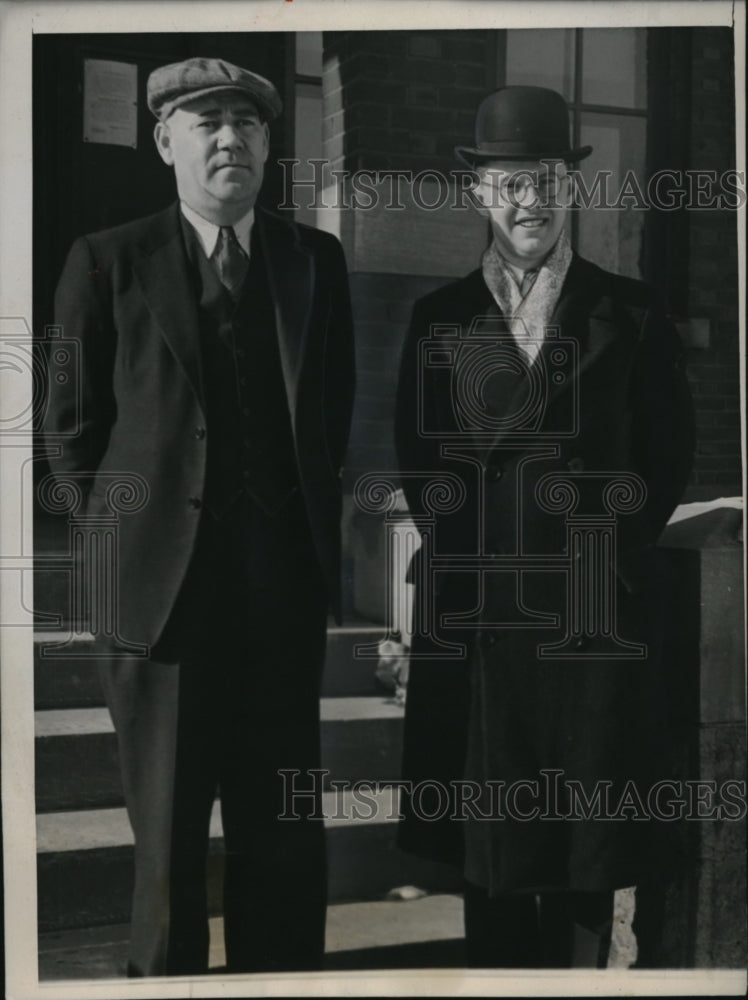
[179,201,254,258]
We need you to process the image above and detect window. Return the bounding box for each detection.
[503,28,648,278]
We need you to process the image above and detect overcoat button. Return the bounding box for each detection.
[567,456,585,472]
[188,496,202,509]
[193,427,206,440]
[485,631,498,648]
[573,636,588,650]
[485,463,503,482]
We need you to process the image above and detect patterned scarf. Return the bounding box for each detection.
[481,227,573,364]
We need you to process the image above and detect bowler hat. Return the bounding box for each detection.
[455,86,592,167]
[147,57,282,122]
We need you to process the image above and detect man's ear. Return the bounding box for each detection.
[154,121,175,166]
[260,121,270,163]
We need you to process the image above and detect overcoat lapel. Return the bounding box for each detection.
[441,271,496,435]
[255,207,314,426]
[546,255,620,381]
[132,205,205,408]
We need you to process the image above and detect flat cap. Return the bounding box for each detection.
[147,57,282,122]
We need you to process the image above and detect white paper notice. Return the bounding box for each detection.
[83,58,138,148]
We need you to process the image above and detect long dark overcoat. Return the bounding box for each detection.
[395,255,694,894]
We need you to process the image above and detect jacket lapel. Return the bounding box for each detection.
[255,207,314,425]
[131,204,314,427]
[132,204,205,408]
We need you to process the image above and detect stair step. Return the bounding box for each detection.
[36,790,395,854]
[34,623,389,708]
[35,697,404,738]
[38,888,638,979]
[33,567,75,630]
[38,895,465,980]
[326,893,463,955]
[34,634,101,708]
[37,797,463,932]
[35,698,405,812]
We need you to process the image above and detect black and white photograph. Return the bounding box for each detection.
[0,1,745,996]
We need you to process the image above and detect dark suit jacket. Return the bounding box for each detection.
[46,203,354,648]
[395,255,695,889]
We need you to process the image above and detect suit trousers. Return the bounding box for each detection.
[99,491,329,976]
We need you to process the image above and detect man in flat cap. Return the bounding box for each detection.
[46,57,354,976]
[395,86,694,967]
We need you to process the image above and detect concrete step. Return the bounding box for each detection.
[324,623,389,697]
[33,634,102,709]
[33,623,389,709]
[38,895,465,980]
[33,565,76,631]
[38,889,639,979]
[37,795,463,933]
[35,697,405,811]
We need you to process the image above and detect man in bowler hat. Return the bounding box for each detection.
[395,86,693,967]
[45,57,354,975]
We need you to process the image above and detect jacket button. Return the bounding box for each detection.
[567,456,585,472]
[193,427,206,440]
[485,462,503,482]
[188,496,202,509]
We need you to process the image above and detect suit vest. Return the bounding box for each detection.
[180,216,299,519]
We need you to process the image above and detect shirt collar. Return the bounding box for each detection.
[179,202,254,258]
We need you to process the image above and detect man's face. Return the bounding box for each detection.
[154,93,269,224]
[473,159,571,270]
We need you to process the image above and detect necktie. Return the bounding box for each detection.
[519,269,537,297]
[212,226,249,300]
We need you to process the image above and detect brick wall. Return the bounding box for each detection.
[322,31,496,487]
[323,30,494,174]
[344,272,447,487]
[683,28,742,496]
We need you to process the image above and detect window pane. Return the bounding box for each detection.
[581,29,646,108]
[576,112,647,279]
[505,29,575,101]
[296,30,323,77]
